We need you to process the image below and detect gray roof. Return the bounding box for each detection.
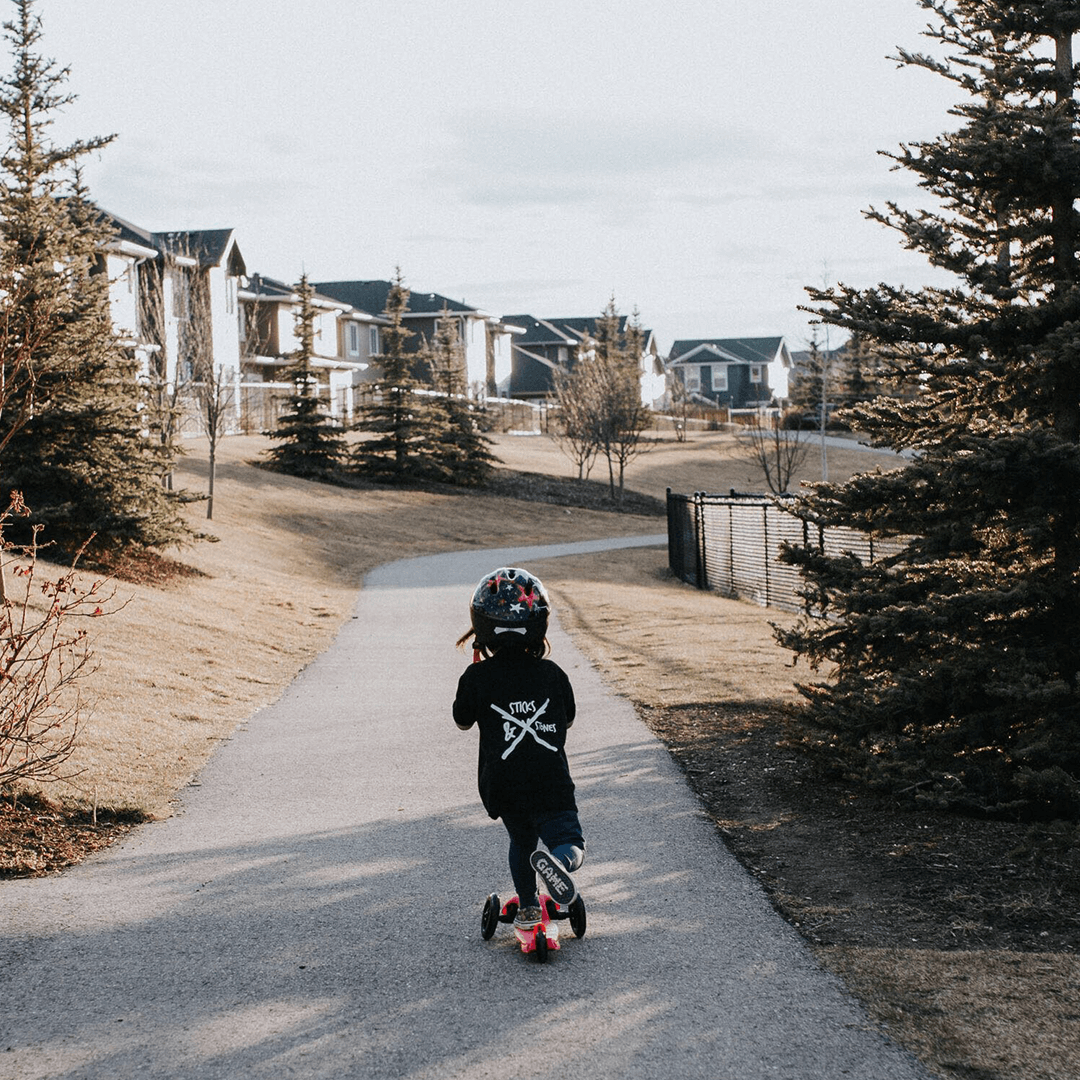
[153,228,244,272]
[502,315,577,346]
[669,336,785,364]
[314,280,478,318]
[241,274,294,300]
[504,314,651,348]
[88,209,246,274]
[242,273,353,310]
[102,210,155,251]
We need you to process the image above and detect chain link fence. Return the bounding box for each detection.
[667,490,904,612]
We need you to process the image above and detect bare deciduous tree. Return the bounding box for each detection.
[179,266,237,517]
[138,257,191,491]
[601,308,652,499]
[193,363,235,520]
[552,300,652,497]
[737,411,810,494]
[667,369,692,443]
[552,363,600,480]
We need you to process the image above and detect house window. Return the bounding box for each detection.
[558,347,569,365]
[347,323,361,356]
[696,364,729,392]
[369,326,380,354]
[749,364,763,383]
[685,368,700,393]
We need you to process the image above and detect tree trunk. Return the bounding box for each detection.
[1051,27,1080,686]
[206,441,216,520]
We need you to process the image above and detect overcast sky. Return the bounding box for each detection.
[37,1,960,354]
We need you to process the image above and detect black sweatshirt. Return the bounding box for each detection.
[453,648,577,820]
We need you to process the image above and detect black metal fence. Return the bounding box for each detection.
[667,490,902,612]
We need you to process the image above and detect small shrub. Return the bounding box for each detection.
[0,493,113,790]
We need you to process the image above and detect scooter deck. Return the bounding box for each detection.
[510,896,561,955]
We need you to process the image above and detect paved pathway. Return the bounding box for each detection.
[0,536,930,1080]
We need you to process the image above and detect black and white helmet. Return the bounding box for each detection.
[469,567,550,649]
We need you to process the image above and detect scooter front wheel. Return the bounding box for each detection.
[481,893,500,940]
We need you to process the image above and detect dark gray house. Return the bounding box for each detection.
[312,280,517,394]
[667,337,791,408]
[502,314,665,404]
[501,315,585,398]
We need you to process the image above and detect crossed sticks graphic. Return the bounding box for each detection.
[491,699,556,759]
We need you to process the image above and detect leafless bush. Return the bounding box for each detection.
[552,365,600,480]
[737,411,810,494]
[0,493,112,789]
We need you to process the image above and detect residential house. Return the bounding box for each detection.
[666,337,791,409]
[95,211,248,430]
[238,274,385,418]
[98,213,159,372]
[151,228,247,383]
[502,314,666,406]
[312,280,518,396]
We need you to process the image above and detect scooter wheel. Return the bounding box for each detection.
[568,895,587,938]
[534,928,549,962]
[481,893,500,940]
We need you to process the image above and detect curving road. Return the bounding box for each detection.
[0,535,931,1080]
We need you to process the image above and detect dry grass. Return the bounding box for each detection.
[25,434,660,817]
[492,426,891,502]
[535,545,799,708]
[10,427,1071,1080]
[39,426,877,817]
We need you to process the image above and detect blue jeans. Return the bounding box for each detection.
[501,807,585,906]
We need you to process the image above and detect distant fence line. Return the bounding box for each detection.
[178,383,555,438]
[666,490,903,613]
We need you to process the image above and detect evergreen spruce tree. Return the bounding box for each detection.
[264,274,347,482]
[788,334,828,415]
[778,1,1080,818]
[424,306,498,486]
[351,269,442,483]
[825,333,913,413]
[836,333,882,406]
[0,0,187,557]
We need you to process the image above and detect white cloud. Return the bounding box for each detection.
[33,0,966,355]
